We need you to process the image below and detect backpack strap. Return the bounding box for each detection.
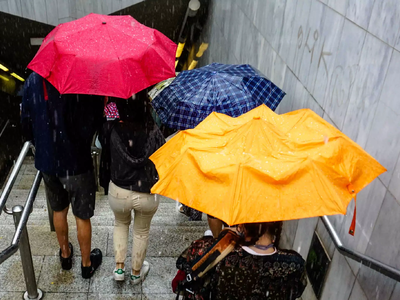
[176,230,239,299]
[186,230,239,283]
[42,79,48,101]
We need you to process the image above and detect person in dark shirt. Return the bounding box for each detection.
[176,221,307,299]
[99,95,165,283]
[21,72,104,278]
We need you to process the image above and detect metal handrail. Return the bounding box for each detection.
[0,171,42,264]
[0,119,10,138]
[0,141,32,215]
[0,140,43,299]
[321,216,400,282]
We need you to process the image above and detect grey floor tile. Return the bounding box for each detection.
[96,194,108,202]
[0,191,48,227]
[88,293,141,299]
[142,257,176,295]
[0,213,14,227]
[106,225,206,257]
[148,226,205,257]
[0,209,49,227]
[1,224,98,257]
[150,203,208,226]
[37,256,90,293]
[89,217,114,227]
[155,195,176,204]
[43,292,88,299]
[24,164,39,175]
[15,174,37,189]
[142,294,176,300]
[0,255,44,292]
[0,225,14,251]
[0,292,28,299]
[88,257,141,294]
[5,189,45,204]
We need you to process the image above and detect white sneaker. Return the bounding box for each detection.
[130,261,150,285]
[204,229,213,237]
[114,268,125,281]
[177,203,184,214]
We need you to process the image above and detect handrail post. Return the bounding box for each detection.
[12,205,43,300]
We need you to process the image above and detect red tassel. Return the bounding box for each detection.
[347,183,357,236]
[349,195,357,236]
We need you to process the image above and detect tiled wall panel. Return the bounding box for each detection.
[203,1,400,299]
[0,0,144,25]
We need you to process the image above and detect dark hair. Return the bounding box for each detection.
[240,221,283,248]
[116,98,144,122]
[115,90,154,130]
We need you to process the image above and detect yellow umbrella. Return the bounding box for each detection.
[150,105,386,228]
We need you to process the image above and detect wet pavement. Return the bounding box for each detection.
[0,157,208,299]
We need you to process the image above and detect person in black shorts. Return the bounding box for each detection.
[21,72,104,278]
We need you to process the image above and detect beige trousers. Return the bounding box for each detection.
[108,181,159,271]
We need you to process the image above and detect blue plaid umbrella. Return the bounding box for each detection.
[151,63,285,130]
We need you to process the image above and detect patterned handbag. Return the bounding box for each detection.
[173,230,239,299]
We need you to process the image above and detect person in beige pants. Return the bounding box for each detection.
[99,94,165,283]
[108,181,159,281]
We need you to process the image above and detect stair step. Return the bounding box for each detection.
[0,158,209,299]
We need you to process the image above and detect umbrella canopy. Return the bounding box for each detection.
[28,13,177,99]
[150,105,386,226]
[151,63,285,130]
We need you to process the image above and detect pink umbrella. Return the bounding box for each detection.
[28,13,177,99]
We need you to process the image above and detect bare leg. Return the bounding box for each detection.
[75,216,92,267]
[208,217,223,238]
[53,206,71,258]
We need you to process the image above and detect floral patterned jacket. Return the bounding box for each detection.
[176,235,307,300]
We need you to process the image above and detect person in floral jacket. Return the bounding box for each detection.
[176,222,307,300]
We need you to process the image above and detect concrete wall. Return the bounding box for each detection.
[0,0,143,25]
[201,1,400,299]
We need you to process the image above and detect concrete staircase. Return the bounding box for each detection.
[0,157,208,299]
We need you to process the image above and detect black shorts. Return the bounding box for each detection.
[43,171,96,220]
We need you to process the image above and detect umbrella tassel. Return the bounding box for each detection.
[349,186,357,236]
